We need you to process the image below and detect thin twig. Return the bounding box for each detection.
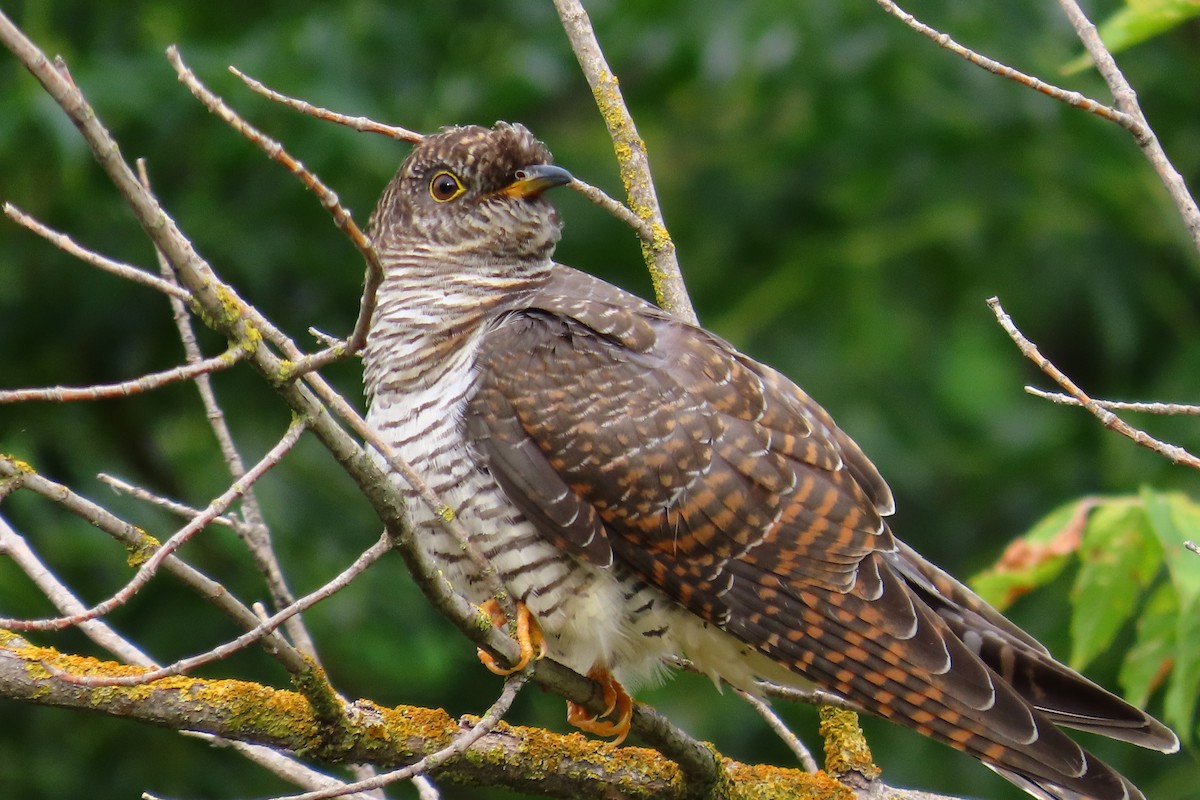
[0,517,350,797]
[56,531,392,688]
[1054,0,1200,254]
[989,296,1200,469]
[268,670,532,800]
[0,418,310,632]
[735,689,819,773]
[0,346,244,404]
[551,0,695,324]
[1186,541,1199,555]
[0,516,155,665]
[568,177,656,243]
[229,66,423,143]
[98,474,239,529]
[875,0,1139,131]
[1024,387,1200,415]
[168,47,383,362]
[136,158,320,662]
[0,455,309,675]
[3,203,192,302]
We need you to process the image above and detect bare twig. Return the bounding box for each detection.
[550,0,695,324]
[989,296,1200,469]
[1054,0,1200,253]
[136,158,319,662]
[58,531,392,688]
[736,689,819,773]
[875,0,1139,131]
[0,418,310,633]
[568,177,657,243]
[0,346,244,404]
[229,66,423,143]
[4,203,193,302]
[1186,541,1199,555]
[168,47,383,362]
[1024,387,1200,415]
[98,474,239,529]
[0,516,155,665]
[0,518,355,799]
[0,456,308,675]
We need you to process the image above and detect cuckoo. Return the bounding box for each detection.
[362,122,1177,800]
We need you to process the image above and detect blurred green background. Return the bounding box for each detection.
[1,1,1198,798]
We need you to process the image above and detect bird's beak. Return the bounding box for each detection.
[499,164,574,198]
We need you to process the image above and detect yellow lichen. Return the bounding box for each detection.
[819,706,880,781]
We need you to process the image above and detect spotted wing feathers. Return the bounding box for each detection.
[464,266,1176,800]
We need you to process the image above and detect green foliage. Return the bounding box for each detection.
[972,490,1200,745]
[1063,0,1200,73]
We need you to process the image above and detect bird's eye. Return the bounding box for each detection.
[429,171,466,202]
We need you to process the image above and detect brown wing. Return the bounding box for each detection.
[464,268,1174,800]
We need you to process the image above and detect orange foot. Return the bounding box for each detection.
[566,666,634,746]
[476,598,546,676]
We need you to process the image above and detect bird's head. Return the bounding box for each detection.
[369,122,573,266]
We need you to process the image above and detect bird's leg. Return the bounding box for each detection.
[566,666,634,746]
[476,598,546,675]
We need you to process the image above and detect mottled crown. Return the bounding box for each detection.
[369,122,563,262]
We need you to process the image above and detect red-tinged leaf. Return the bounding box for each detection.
[1119,580,1178,708]
[1069,499,1161,670]
[971,498,1092,610]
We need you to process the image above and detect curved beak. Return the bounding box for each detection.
[499,164,574,198]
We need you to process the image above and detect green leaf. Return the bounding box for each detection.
[1063,0,1200,74]
[971,499,1087,611]
[1164,592,1200,744]
[1140,488,1200,744]
[1120,579,1178,708]
[1068,499,1162,670]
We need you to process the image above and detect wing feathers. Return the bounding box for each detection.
[463,267,1174,800]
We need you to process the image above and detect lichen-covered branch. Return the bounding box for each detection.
[1,633,958,800]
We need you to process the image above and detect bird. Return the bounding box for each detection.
[362,121,1178,800]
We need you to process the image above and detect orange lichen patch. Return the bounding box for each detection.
[725,761,854,800]
[819,706,880,782]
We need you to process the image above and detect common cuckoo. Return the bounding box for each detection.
[362,122,1177,800]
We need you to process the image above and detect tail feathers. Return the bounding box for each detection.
[885,541,1179,755]
[987,756,1146,800]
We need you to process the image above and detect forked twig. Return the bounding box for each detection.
[168,47,382,366]
[0,419,310,633]
[1024,387,1200,415]
[989,296,1200,469]
[1054,0,1200,252]
[57,532,393,688]
[875,0,1139,131]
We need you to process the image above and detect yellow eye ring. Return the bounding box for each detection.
[429,170,466,202]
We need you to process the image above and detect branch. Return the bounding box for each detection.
[0,346,245,404]
[988,296,1200,469]
[1055,0,1200,253]
[1,635,953,800]
[550,0,696,324]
